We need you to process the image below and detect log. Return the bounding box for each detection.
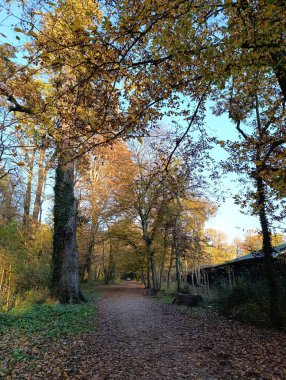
[172,293,203,307]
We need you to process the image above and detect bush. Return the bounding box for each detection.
[14,288,52,309]
[0,221,52,311]
[214,276,286,329]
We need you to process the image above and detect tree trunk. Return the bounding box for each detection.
[256,174,281,328]
[82,221,97,282]
[82,254,92,283]
[159,226,168,287]
[173,218,182,293]
[32,147,48,222]
[105,239,115,284]
[145,239,158,291]
[22,149,36,230]
[52,157,85,303]
[167,245,174,288]
[146,257,151,288]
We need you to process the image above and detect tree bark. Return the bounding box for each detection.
[32,147,49,222]
[146,257,151,289]
[52,156,86,303]
[105,239,116,284]
[256,174,281,328]
[145,238,159,291]
[173,219,182,293]
[82,221,97,282]
[167,245,174,288]
[159,226,168,287]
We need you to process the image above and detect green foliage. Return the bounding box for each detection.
[0,221,52,310]
[155,290,174,305]
[14,288,51,309]
[0,220,24,253]
[11,349,30,362]
[0,285,98,338]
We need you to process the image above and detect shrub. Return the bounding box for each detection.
[214,276,286,329]
[0,221,52,311]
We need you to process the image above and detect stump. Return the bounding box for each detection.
[146,288,159,296]
[172,293,203,307]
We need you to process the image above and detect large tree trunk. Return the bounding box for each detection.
[256,174,281,328]
[52,157,85,303]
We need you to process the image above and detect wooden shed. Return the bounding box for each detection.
[187,244,286,287]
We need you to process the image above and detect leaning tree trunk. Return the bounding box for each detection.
[256,174,281,328]
[52,156,85,303]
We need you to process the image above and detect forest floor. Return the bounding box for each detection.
[1,282,286,379]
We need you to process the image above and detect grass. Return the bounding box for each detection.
[0,284,99,339]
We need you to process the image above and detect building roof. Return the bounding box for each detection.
[226,243,286,264]
[201,243,286,271]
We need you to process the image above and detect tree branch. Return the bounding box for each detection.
[165,88,209,171]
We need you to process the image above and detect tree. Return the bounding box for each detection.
[205,228,236,265]
[30,0,127,302]
[76,141,136,282]
[1,0,285,310]
[214,72,286,327]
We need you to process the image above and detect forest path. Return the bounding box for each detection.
[2,282,286,379]
[66,282,286,380]
[71,281,211,380]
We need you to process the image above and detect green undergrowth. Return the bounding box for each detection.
[155,278,286,329]
[155,283,211,318]
[213,277,286,330]
[155,290,174,305]
[0,284,99,338]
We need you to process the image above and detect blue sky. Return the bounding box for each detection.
[203,104,260,242]
[160,97,262,243]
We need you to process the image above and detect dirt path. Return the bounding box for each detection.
[66,282,286,380]
[4,282,286,379]
[73,282,211,379]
